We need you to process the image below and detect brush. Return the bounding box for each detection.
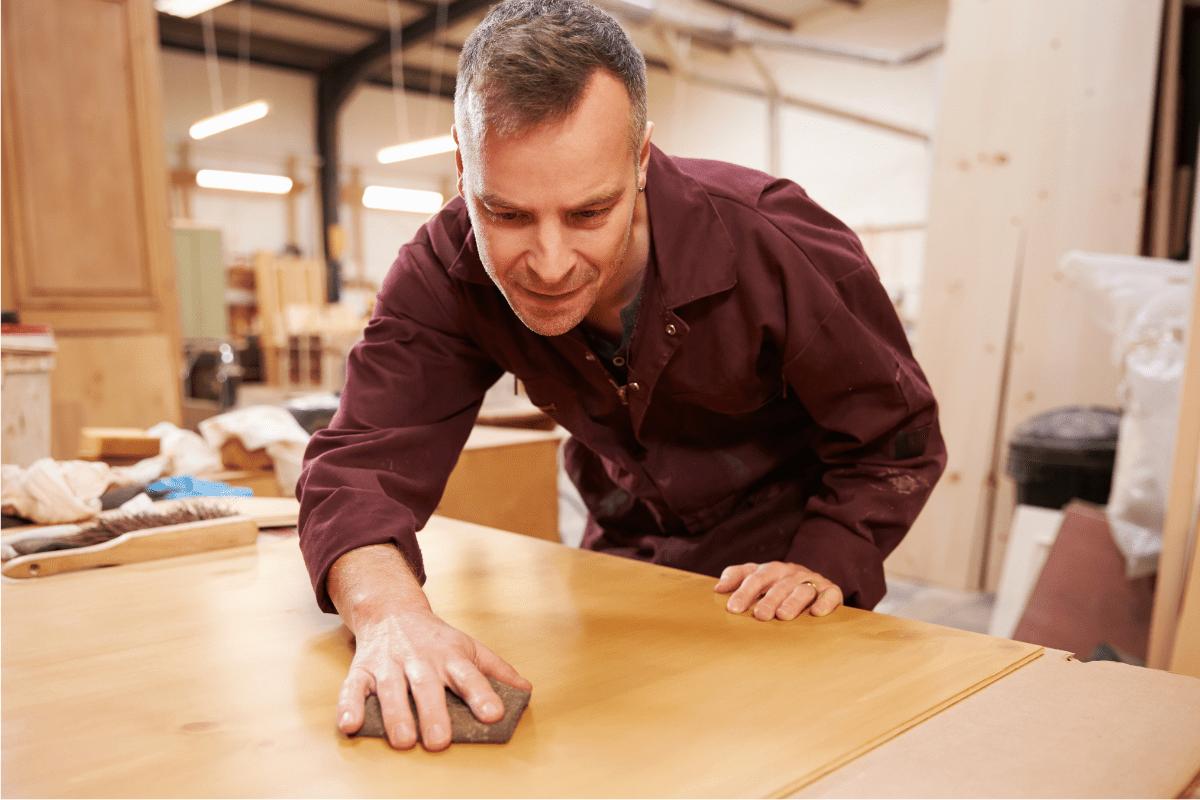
[5,502,235,557]
[1,503,258,579]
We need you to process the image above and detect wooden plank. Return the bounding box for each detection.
[0,520,1040,798]
[1169,497,1200,677]
[797,648,1200,799]
[1149,181,1200,669]
[891,0,1163,591]
[1150,0,1183,258]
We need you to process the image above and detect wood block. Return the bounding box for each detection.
[219,437,274,471]
[77,427,160,461]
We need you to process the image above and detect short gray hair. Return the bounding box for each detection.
[454,0,648,156]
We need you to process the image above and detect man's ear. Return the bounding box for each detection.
[637,120,654,188]
[452,125,466,198]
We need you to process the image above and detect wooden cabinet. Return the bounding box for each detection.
[2,0,183,455]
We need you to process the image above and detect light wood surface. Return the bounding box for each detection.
[437,426,564,542]
[796,648,1200,799]
[2,518,1039,798]
[1149,129,1200,674]
[893,0,1162,592]
[1,0,183,434]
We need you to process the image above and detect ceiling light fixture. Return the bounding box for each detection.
[362,186,445,214]
[196,169,293,194]
[377,135,457,164]
[154,0,235,18]
[189,100,270,140]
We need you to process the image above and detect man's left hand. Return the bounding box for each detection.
[714,562,843,620]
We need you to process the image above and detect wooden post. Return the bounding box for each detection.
[1147,170,1200,669]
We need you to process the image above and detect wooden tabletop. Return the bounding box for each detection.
[3,517,1044,797]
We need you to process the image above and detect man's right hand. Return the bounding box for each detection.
[327,543,532,751]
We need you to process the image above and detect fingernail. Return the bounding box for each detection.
[429,724,446,743]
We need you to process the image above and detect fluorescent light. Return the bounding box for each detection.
[196,169,293,194]
[362,186,444,214]
[377,135,457,164]
[154,0,234,18]
[189,101,269,140]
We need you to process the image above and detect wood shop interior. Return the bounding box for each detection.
[3,0,1200,686]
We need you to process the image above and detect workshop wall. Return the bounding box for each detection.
[158,2,945,327]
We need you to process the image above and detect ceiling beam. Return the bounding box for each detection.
[694,0,793,30]
[236,0,387,34]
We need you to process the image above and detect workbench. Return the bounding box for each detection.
[3,517,1199,798]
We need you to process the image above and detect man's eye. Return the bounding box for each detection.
[487,209,520,222]
[575,207,609,220]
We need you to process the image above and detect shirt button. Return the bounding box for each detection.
[585,352,597,361]
[612,356,625,366]
[629,382,640,392]
[665,323,677,336]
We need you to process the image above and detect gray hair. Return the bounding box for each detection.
[454,0,648,157]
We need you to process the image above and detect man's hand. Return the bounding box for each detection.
[328,543,532,751]
[714,562,844,620]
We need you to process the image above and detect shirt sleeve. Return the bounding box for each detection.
[760,179,947,609]
[296,229,503,613]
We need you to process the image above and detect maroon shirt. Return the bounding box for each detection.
[298,146,946,612]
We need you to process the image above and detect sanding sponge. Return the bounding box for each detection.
[354,677,530,744]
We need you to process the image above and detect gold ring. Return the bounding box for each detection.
[801,580,819,595]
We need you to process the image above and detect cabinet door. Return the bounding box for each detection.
[2,0,183,454]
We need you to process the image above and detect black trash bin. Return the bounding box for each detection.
[1005,406,1121,510]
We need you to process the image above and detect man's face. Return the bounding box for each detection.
[455,71,649,337]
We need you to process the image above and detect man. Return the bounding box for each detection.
[298,0,946,752]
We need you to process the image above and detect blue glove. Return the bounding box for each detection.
[149,475,254,499]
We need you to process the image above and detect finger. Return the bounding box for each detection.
[475,642,533,691]
[754,577,808,621]
[725,564,780,614]
[375,673,418,750]
[445,658,506,724]
[406,667,453,752]
[336,667,373,735]
[810,584,844,617]
[775,582,820,621]
[714,563,757,594]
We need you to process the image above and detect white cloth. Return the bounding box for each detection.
[198,406,310,496]
[1,458,111,524]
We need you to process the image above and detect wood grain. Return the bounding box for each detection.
[1,518,1039,798]
[1,0,183,430]
[893,0,1162,592]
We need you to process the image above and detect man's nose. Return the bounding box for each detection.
[528,221,573,286]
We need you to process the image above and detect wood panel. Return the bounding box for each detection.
[436,427,564,542]
[890,0,1163,591]
[0,520,1040,798]
[1,0,182,433]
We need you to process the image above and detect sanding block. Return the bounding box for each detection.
[354,677,530,744]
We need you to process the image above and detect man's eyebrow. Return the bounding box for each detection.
[478,188,626,211]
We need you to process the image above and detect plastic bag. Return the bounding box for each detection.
[1062,251,1193,578]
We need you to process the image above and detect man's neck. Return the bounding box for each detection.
[584,192,651,340]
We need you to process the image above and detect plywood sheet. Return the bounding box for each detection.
[893,0,1162,592]
[1,518,1040,798]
